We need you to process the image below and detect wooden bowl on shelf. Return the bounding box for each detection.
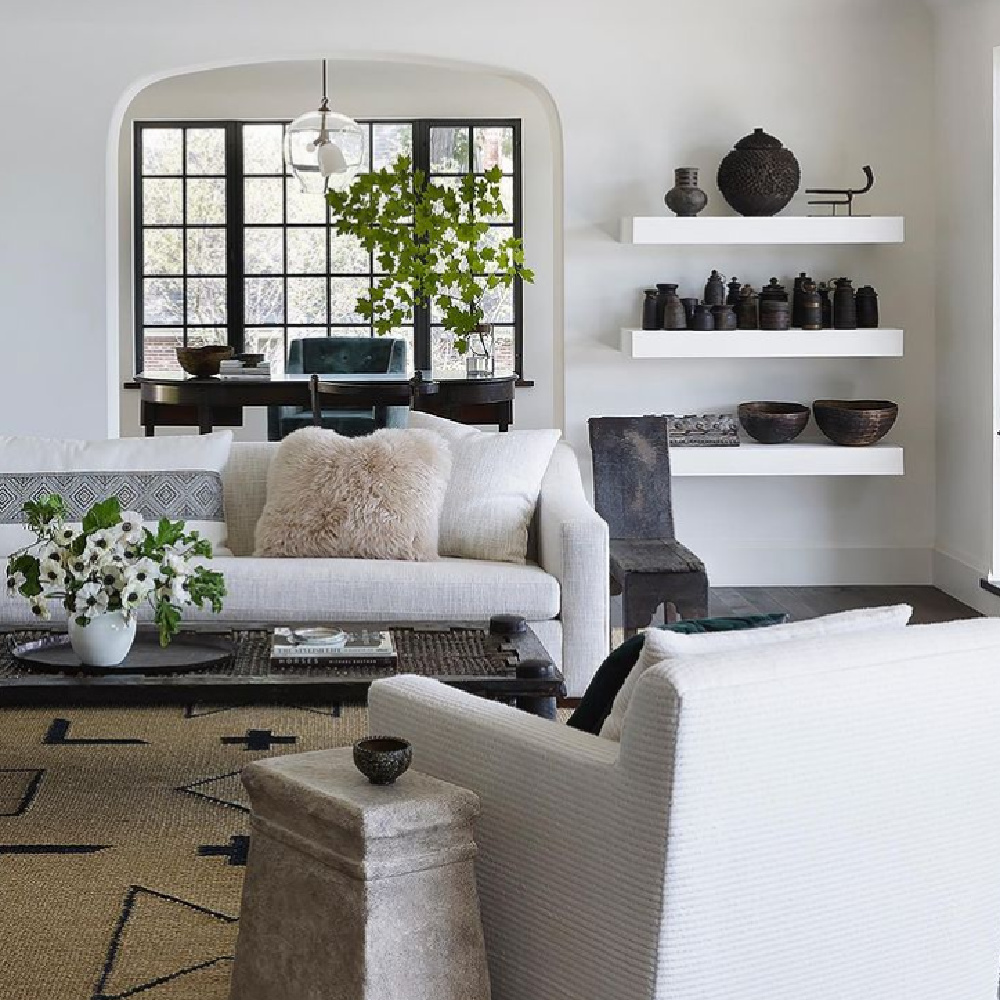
[812,399,898,447]
[176,345,234,378]
[737,401,810,444]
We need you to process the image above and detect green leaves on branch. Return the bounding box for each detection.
[326,157,534,353]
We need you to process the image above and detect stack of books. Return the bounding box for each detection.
[271,627,397,669]
[219,359,272,381]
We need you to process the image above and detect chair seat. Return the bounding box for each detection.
[610,538,705,577]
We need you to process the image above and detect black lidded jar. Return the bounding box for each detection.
[800,280,823,331]
[833,277,857,330]
[792,272,811,328]
[704,270,726,306]
[654,283,678,329]
[641,289,659,330]
[736,285,758,330]
[760,277,788,303]
[856,285,879,328]
[818,282,833,328]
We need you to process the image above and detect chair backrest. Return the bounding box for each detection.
[286,335,407,376]
[588,415,674,540]
[618,617,1000,1000]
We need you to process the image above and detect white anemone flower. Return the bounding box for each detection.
[131,558,159,590]
[29,597,51,621]
[164,551,189,577]
[53,524,77,547]
[121,586,145,610]
[39,558,65,588]
[86,529,117,558]
[6,571,26,595]
[66,554,90,580]
[118,511,144,544]
[76,581,109,617]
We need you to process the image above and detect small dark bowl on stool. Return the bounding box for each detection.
[353,736,413,785]
[812,399,898,447]
[738,401,810,444]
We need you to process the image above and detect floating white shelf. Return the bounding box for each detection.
[619,215,905,246]
[620,328,904,359]
[670,441,904,477]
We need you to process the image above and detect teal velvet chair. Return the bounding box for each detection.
[268,336,409,440]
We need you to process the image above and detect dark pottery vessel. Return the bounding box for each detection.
[760,277,788,303]
[176,345,235,378]
[691,304,715,331]
[856,285,879,328]
[738,401,810,444]
[353,736,413,785]
[727,277,742,307]
[800,280,823,330]
[833,277,857,330]
[704,270,726,306]
[680,297,699,328]
[736,286,758,329]
[792,272,811,328]
[813,399,898,447]
[665,167,708,217]
[711,304,738,331]
[654,283,678,329]
[641,289,659,330]
[759,298,791,331]
[717,128,801,216]
[818,282,833,328]
[661,287,687,330]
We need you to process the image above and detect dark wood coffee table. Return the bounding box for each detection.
[0,621,564,718]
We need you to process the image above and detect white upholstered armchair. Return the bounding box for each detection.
[369,617,1000,1000]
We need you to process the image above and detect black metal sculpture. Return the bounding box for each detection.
[806,165,875,217]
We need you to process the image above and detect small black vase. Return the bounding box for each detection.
[641,289,659,330]
[654,283,677,328]
[800,280,823,330]
[711,304,738,331]
[727,277,742,307]
[736,286,759,330]
[665,167,708,217]
[661,287,687,330]
[691,304,715,330]
[833,277,857,330]
[856,285,879,328]
[818,282,833,328]
[704,270,726,306]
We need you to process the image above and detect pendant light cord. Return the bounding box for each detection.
[320,59,329,113]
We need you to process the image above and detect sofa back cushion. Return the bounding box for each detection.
[0,431,233,557]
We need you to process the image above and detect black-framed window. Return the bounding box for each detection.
[133,119,523,378]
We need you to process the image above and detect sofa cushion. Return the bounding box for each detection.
[600,604,915,741]
[407,411,560,565]
[0,431,233,558]
[253,427,451,561]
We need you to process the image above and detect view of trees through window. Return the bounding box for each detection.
[134,119,522,378]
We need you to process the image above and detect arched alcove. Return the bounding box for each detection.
[109,56,563,437]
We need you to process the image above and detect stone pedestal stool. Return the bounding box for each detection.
[228,747,490,1000]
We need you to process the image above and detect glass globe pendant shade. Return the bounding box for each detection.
[284,106,365,194]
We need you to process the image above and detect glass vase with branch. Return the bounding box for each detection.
[326,157,533,377]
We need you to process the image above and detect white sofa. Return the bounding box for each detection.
[0,439,610,696]
[370,616,1000,1000]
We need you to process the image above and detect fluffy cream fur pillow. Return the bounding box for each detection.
[254,427,451,561]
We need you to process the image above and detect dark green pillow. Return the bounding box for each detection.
[566,614,788,735]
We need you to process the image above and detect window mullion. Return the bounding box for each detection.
[412,121,431,373]
[225,123,244,354]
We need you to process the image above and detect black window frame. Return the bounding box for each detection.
[133,118,525,378]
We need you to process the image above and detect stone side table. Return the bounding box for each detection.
[229,747,490,1000]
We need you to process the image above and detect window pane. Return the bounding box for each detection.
[473,127,515,173]
[487,177,514,224]
[187,229,226,275]
[245,277,284,324]
[142,179,183,225]
[143,328,183,371]
[186,128,226,175]
[245,328,287,374]
[244,228,283,274]
[187,178,226,224]
[143,278,183,324]
[244,178,283,224]
[243,124,285,175]
[492,325,515,376]
[330,232,369,273]
[143,229,183,275]
[480,282,515,324]
[286,178,327,224]
[187,278,227,324]
[287,277,327,324]
[286,228,326,274]
[372,122,413,170]
[430,126,469,172]
[330,277,368,323]
[431,330,466,379]
[142,129,182,175]
[187,327,228,348]
[387,328,414,375]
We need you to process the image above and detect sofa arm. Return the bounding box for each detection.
[537,441,609,695]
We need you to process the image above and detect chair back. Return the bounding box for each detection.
[588,415,675,540]
[287,336,407,376]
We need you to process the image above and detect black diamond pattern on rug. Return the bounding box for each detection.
[0,768,44,816]
[220,729,296,752]
[176,771,249,815]
[44,718,147,746]
[197,835,249,868]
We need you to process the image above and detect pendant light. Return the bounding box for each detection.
[284,60,365,194]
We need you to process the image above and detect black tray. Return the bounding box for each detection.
[11,632,234,675]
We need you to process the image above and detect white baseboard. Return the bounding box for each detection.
[932,548,1000,616]
[700,545,933,587]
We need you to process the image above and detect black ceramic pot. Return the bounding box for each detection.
[833,277,857,330]
[738,401,810,444]
[736,287,758,330]
[856,285,879,328]
[353,737,413,785]
[800,281,823,330]
[704,270,726,306]
[760,298,791,331]
[661,287,687,330]
[680,297,699,328]
[711,304,738,331]
[665,167,708,217]
[641,289,659,330]
[691,304,715,331]
[717,128,801,217]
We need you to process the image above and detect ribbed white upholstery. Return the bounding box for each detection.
[369,617,1000,1000]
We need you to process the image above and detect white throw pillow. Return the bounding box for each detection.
[0,431,234,557]
[408,411,560,564]
[600,604,914,741]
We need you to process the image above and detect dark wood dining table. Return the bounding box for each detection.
[132,371,517,435]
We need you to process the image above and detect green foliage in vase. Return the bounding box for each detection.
[326,157,534,354]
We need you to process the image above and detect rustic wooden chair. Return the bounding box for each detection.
[588,415,708,637]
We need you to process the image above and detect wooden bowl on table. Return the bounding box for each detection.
[812,399,898,447]
[738,401,810,444]
[176,345,234,377]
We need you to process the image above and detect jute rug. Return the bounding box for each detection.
[0,701,367,1000]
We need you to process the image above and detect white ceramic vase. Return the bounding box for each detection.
[67,611,137,667]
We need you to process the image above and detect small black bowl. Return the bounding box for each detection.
[353,736,413,785]
[738,401,810,444]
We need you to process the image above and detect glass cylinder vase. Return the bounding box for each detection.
[465,324,495,379]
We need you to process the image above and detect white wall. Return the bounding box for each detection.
[0,0,937,586]
[930,0,1000,613]
[117,61,558,438]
